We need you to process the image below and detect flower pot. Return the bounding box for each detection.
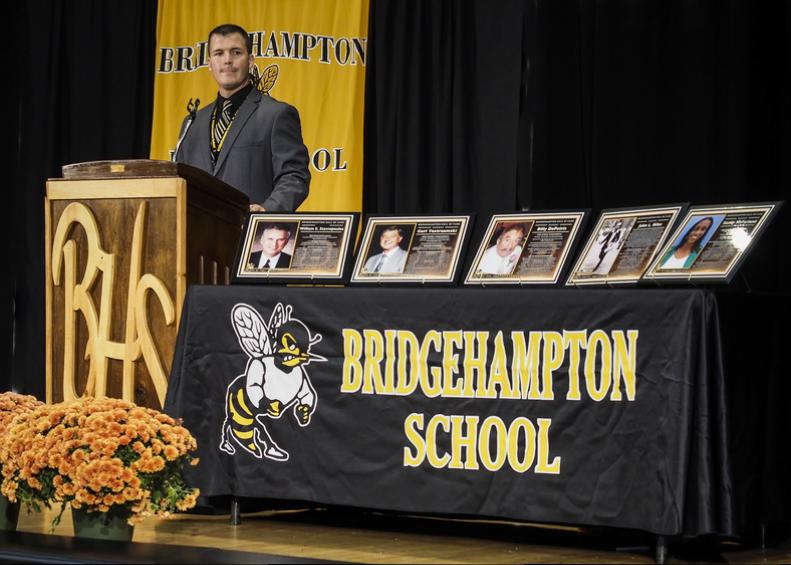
[0,495,20,530]
[71,506,134,541]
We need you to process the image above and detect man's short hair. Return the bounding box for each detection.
[208,23,253,54]
[261,223,292,238]
[381,226,405,238]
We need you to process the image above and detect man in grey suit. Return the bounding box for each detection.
[175,24,310,212]
[363,226,409,274]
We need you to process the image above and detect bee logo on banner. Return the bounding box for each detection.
[220,303,325,461]
[251,63,279,95]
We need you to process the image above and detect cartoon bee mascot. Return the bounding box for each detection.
[220,302,325,461]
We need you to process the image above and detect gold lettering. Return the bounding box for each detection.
[487,331,512,398]
[563,330,587,400]
[611,330,638,401]
[541,331,564,400]
[426,414,451,468]
[395,330,420,396]
[463,331,488,398]
[382,329,398,395]
[403,413,425,467]
[478,416,507,471]
[362,329,385,394]
[51,202,175,406]
[441,331,464,398]
[420,330,443,398]
[449,415,479,470]
[511,331,542,399]
[508,417,536,472]
[585,330,612,401]
[341,329,363,393]
[535,418,561,474]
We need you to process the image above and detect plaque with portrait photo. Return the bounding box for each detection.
[350,215,472,285]
[232,212,359,284]
[565,204,687,286]
[642,202,783,283]
[464,211,587,286]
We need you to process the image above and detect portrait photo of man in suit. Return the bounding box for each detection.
[175,23,311,212]
[248,223,295,270]
[363,225,411,275]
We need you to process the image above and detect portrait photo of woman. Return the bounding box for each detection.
[659,215,723,270]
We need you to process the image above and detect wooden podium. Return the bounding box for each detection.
[45,160,249,408]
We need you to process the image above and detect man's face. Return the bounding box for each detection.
[260,228,289,257]
[379,229,403,252]
[496,229,523,257]
[208,32,253,97]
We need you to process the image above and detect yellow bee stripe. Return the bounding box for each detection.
[247,443,258,452]
[231,407,254,426]
[236,389,253,416]
[228,390,253,426]
[229,393,254,426]
[232,428,254,440]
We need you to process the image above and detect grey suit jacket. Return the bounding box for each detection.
[249,251,292,269]
[176,88,310,211]
[363,246,408,274]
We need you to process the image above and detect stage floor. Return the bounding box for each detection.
[9,505,790,564]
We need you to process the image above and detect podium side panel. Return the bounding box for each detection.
[46,178,182,409]
[44,196,52,403]
[185,184,246,287]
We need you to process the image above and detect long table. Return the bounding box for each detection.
[165,285,736,537]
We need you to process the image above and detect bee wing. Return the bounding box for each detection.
[267,302,292,334]
[231,303,270,358]
[261,64,279,95]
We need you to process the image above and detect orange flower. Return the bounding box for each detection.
[0,396,199,525]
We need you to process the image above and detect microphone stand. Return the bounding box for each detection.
[172,98,200,162]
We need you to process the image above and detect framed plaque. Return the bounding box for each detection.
[232,212,359,284]
[350,215,472,285]
[565,204,686,286]
[464,211,587,286]
[642,202,783,283]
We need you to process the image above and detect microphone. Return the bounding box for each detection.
[172,98,201,162]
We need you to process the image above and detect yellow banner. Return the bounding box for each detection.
[151,0,368,212]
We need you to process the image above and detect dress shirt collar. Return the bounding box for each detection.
[258,251,281,269]
[216,83,253,117]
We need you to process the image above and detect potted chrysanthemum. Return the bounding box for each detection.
[0,396,199,540]
[0,392,44,530]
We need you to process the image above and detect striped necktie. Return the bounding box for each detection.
[373,255,385,273]
[211,99,233,165]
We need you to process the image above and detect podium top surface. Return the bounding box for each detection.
[63,159,184,179]
[57,160,248,210]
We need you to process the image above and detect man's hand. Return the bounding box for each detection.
[249,203,266,212]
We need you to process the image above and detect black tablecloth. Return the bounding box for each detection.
[165,285,735,536]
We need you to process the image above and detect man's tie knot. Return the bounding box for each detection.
[221,99,233,119]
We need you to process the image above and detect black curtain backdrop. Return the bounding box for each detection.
[365,0,789,288]
[11,0,157,397]
[364,0,529,214]
[10,0,790,534]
